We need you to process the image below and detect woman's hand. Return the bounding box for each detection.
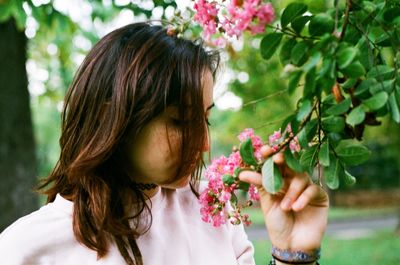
[239,145,329,254]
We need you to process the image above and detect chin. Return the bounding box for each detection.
[162,176,190,189]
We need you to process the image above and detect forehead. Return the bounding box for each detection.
[165,69,214,114]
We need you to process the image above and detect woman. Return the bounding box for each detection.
[0,22,328,265]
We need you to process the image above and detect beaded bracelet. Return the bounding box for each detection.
[269,257,320,265]
[270,246,321,264]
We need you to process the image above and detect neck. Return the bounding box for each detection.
[143,186,160,198]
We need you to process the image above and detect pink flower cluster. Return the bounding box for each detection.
[199,128,262,227]
[193,0,275,46]
[269,124,301,153]
[199,127,301,227]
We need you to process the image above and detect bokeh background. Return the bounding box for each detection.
[0,0,399,264]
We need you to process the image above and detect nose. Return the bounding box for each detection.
[202,129,210,152]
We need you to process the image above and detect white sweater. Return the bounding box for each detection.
[0,186,255,265]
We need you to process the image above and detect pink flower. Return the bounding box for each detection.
[238,128,264,160]
[193,0,219,41]
[256,3,275,24]
[242,213,252,226]
[249,184,260,201]
[289,136,301,153]
[193,0,276,45]
[212,37,228,47]
[219,189,232,203]
[268,130,282,151]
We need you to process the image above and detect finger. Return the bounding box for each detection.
[280,173,310,211]
[291,184,329,212]
[272,152,285,165]
[238,170,262,186]
[261,145,275,158]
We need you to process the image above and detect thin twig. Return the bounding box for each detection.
[272,100,318,154]
[242,89,288,108]
[253,117,288,130]
[340,0,352,41]
[334,0,340,34]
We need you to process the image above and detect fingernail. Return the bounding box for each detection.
[281,198,291,210]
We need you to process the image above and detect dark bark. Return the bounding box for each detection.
[0,18,38,231]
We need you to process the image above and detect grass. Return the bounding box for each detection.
[242,206,398,227]
[252,230,400,265]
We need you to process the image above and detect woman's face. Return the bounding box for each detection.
[126,70,214,189]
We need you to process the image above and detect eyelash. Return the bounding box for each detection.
[171,118,188,127]
[205,118,211,126]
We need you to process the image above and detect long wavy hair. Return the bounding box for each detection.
[38,22,220,265]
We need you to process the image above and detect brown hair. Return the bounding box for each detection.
[38,22,219,264]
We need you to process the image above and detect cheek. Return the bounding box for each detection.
[129,124,181,171]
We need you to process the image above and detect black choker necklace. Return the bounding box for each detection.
[133,182,158,190]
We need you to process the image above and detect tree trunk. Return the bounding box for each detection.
[0,18,38,232]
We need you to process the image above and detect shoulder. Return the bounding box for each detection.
[0,195,74,262]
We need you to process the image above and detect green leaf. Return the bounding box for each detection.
[369,79,395,94]
[284,148,303,172]
[355,78,377,99]
[261,32,284,60]
[346,105,366,126]
[326,98,351,116]
[291,41,309,66]
[367,65,395,81]
[299,145,318,174]
[292,15,311,34]
[324,155,341,189]
[337,47,358,69]
[302,51,322,72]
[288,70,303,94]
[262,157,283,194]
[230,192,238,205]
[357,37,374,69]
[318,58,336,79]
[280,38,297,65]
[239,138,258,167]
[308,14,335,36]
[281,2,308,28]
[343,170,356,186]
[322,116,345,133]
[298,119,318,148]
[318,140,330,167]
[342,78,358,90]
[296,99,312,121]
[383,7,400,23]
[335,140,371,166]
[304,67,316,97]
[222,174,235,186]
[389,92,400,123]
[362,91,389,111]
[375,34,392,47]
[238,181,250,191]
[341,61,366,78]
